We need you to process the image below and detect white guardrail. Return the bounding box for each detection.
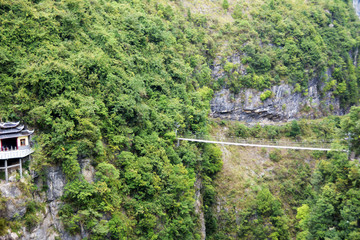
[177,138,334,151]
[0,148,34,160]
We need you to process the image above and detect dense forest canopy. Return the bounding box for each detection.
[0,0,360,239]
[216,0,360,107]
[0,0,222,238]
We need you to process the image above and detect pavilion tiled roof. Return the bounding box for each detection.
[0,122,20,129]
[0,122,34,139]
[0,125,24,135]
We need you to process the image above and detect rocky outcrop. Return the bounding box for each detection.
[0,183,26,220]
[80,158,95,183]
[46,166,66,202]
[210,54,346,122]
[354,0,360,18]
[19,201,65,240]
[0,166,70,240]
[211,53,247,81]
[0,160,95,240]
[194,177,205,240]
[210,81,344,122]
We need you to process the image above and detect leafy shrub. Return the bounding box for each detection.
[269,149,282,162]
[224,61,235,72]
[222,0,229,10]
[0,218,7,236]
[290,120,301,138]
[233,123,250,138]
[24,201,44,231]
[260,147,267,157]
[260,90,273,101]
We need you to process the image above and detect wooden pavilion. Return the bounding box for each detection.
[0,122,34,182]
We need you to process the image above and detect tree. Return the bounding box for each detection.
[222,0,229,10]
[232,4,243,19]
[290,120,300,138]
[341,106,360,154]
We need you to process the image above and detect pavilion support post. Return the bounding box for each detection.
[19,158,22,178]
[177,139,180,147]
[5,159,8,183]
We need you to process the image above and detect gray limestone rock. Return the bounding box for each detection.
[0,165,73,240]
[0,183,26,220]
[19,199,79,240]
[210,53,346,122]
[210,83,344,122]
[0,183,22,198]
[46,166,66,201]
[354,0,360,18]
[194,177,205,240]
[0,231,19,240]
[80,158,95,183]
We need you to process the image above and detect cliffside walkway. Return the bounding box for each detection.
[177,137,334,151]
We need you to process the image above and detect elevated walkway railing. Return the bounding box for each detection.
[177,135,335,151]
[0,148,34,160]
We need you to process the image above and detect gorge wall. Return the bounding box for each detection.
[354,0,360,18]
[209,1,360,123]
[210,54,347,123]
[0,159,95,240]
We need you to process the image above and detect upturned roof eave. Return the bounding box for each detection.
[0,122,20,129]
[0,125,25,135]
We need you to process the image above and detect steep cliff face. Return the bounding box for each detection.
[208,0,360,123]
[0,160,95,240]
[210,83,344,122]
[210,54,346,122]
[354,0,360,18]
[0,167,67,240]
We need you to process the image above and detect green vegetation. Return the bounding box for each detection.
[0,218,7,236]
[227,116,341,141]
[222,0,229,10]
[1,0,360,239]
[209,109,360,239]
[0,0,221,238]
[269,149,282,162]
[341,106,360,154]
[24,201,44,231]
[213,186,291,239]
[207,139,318,239]
[239,187,290,239]
[296,151,360,239]
[220,0,360,107]
[260,90,273,101]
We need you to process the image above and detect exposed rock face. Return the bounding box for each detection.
[19,201,64,240]
[0,158,95,240]
[46,166,66,201]
[194,177,205,240]
[80,158,95,183]
[354,0,360,18]
[210,54,346,122]
[210,82,344,122]
[0,165,75,240]
[211,53,247,81]
[0,183,26,220]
